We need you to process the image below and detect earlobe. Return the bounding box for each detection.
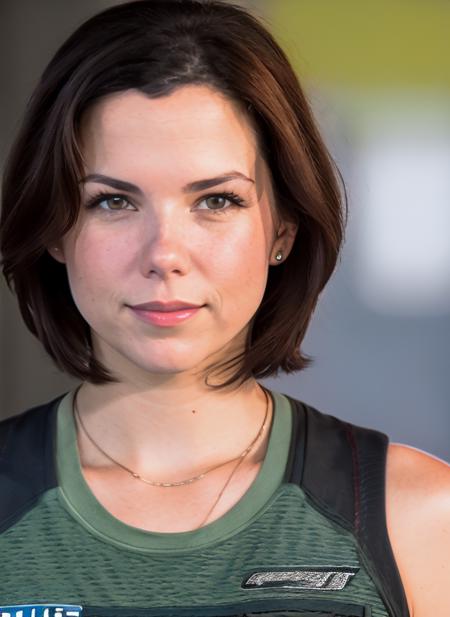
[47,245,66,264]
[274,219,298,262]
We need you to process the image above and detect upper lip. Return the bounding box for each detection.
[129,301,204,312]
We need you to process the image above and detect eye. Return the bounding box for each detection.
[195,191,246,213]
[84,192,135,211]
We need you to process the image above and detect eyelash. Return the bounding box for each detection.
[83,190,247,214]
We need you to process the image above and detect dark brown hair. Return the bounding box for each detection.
[0,0,347,388]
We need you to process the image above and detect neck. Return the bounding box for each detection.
[74,377,272,481]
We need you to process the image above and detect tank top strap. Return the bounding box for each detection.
[0,395,61,533]
[283,395,410,617]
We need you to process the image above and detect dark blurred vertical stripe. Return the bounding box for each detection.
[0,1,126,414]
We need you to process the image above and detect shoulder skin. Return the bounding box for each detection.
[386,442,450,617]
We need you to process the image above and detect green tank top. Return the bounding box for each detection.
[0,388,410,617]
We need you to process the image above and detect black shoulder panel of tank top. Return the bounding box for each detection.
[284,396,411,617]
[0,394,64,534]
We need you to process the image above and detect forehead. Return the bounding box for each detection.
[79,86,260,179]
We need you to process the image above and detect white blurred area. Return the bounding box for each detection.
[355,98,450,316]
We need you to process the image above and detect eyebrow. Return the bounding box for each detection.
[80,172,254,195]
[183,172,254,192]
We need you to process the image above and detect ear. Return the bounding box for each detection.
[47,243,67,264]
[270,218,298,265]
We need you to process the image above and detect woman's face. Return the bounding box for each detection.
[50,85,297,384]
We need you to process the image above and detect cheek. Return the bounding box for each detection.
[63,228,129,309]
[204,218,269,308]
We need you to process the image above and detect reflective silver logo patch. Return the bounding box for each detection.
[242,566,359,590]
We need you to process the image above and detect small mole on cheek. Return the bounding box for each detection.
[192,409,196,414]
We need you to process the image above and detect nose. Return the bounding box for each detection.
[140,206,191,280]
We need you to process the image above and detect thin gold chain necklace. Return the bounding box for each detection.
[72,386,271,528]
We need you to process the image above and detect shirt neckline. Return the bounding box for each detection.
[56,387,293,553]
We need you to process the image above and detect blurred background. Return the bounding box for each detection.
[0,0,449,461]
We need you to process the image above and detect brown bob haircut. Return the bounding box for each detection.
[0,0,347,389]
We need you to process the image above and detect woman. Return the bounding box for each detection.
[0,1,448,616]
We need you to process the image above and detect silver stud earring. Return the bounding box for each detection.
[275,250,283,262]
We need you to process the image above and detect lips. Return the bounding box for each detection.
[129,301,204,312]
[128,302,204,327]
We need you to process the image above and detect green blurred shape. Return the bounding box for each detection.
[267,0,450,90]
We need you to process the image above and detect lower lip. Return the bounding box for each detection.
[129,306,203,327]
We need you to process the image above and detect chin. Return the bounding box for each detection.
[113,348,212,379]
[94,330,239,380]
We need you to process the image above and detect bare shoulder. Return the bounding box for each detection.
[385,442,450,617]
